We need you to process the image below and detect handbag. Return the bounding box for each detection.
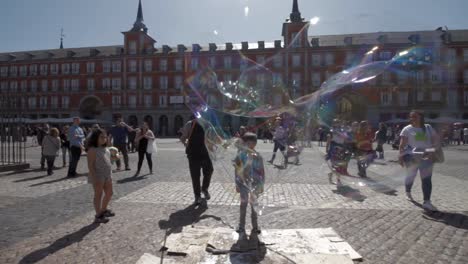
[426,125,444,163]
[146,139,157,154]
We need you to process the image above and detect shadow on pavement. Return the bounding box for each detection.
[228,232,267,263]
[4,168,44,176]
[158,203,208,236]
[19,223,100,264]
[29,177,70,187]
[423,211,468,230]
[364,178,398,196]
[333,185,367,202]
[116,175,147,184]
[14,175,48,182]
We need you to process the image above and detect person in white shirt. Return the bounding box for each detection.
[399,110,439,212]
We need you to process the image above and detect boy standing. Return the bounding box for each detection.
[233,132,265,237]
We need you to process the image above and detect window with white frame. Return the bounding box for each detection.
[430,70,441,83]
[129,60,137,72]
[102,78,111,90]
[0,66,7,77]
[345,52,354,65]
[191,58,199,70]
[87,79,95,91]
[61,96,69,108]
[112,95,121,107]
[273,55,282,68]
[129,41,137,55]
[398,71,408,84]
[10,66,17,77]
[61,63,70,74]
[40,64,48,76]
[52,80,59,92]
[28,97,36,109]
[128,95,137,108]
[86,62,95,73]
[272,73,282,85]
[51,96,58,108]
[128,77,137,90]
[325,53,334,66]
[30,65,37,76]
[311,54,321,66]
[50,64,58,75]
[224,56,232,69]
[416,71,425,84]
[63,79,70,92]
[159,95,167,107]
[464,49,468,62]
[399,91,408,106]
[160,59,168,71]
[31,80,38,92]
[381,92,392,106]
[144,60,152,72]
[448,70,457,83]
[312,72,321,87]
[39,96,47,109]
[175,76,183,90]
[464,91,468,106]
[292,54,301,67]
[176,59,183,71]
[112,61,121,72]
[20,80,27,92]
[240,59,248,70]
[143,77,152,90]
[20,66,27,76]
[41,80,48,92]
[291,32,301,48]
[160,76,168,89]
[447,90,456,106]
[10,81,18,92]
[431,90,441,101]
[446,48,456,63]
[292,72,301,91]
[379,51,392,60]
[103,61,111,73]
[464,70,468,84]
[1,81,7,92]
[112,78,121,90]
[71,79,79,92]
[71,63,80,74]
[417,88,424,101]
[144,95,152,107]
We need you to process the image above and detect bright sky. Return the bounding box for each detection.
[1,0,467,52]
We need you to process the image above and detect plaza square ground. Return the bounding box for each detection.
[0,139,467,263]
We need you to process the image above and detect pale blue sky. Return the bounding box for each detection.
[1,0,467,52]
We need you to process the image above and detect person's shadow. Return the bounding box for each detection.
[158,203,208,236]
[333,185,367,202]
[19,223,99,264]
[228,232,267,263]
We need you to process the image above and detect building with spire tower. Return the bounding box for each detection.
[0,0,468,135]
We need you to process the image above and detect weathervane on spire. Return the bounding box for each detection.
[60,28,65,49]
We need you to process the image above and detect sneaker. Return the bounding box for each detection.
[133,171,140,177]
[251,228,261,234]
[102,209,115,217]
[422,201,438,212]
[406,192,414,201]
[125,167,131,171]
[202,190,211,200]
[94,214,109,224]
[267,160,273,164]
[193,197,202,206]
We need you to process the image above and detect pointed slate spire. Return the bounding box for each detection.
[60,28,64,49]
[131,0,148,32]
[290,0,303,22]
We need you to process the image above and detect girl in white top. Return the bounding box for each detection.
[399,110,438,211]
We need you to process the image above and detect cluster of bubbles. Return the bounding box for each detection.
[182,16,442,221]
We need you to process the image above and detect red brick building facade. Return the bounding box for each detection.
[1,0,468,135]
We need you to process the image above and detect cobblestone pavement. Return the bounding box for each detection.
[0,139,467,264]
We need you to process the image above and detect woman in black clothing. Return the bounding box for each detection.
[60,125,70,167]
[134,122,155,176]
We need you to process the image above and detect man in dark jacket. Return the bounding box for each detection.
[180,117,213,205]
